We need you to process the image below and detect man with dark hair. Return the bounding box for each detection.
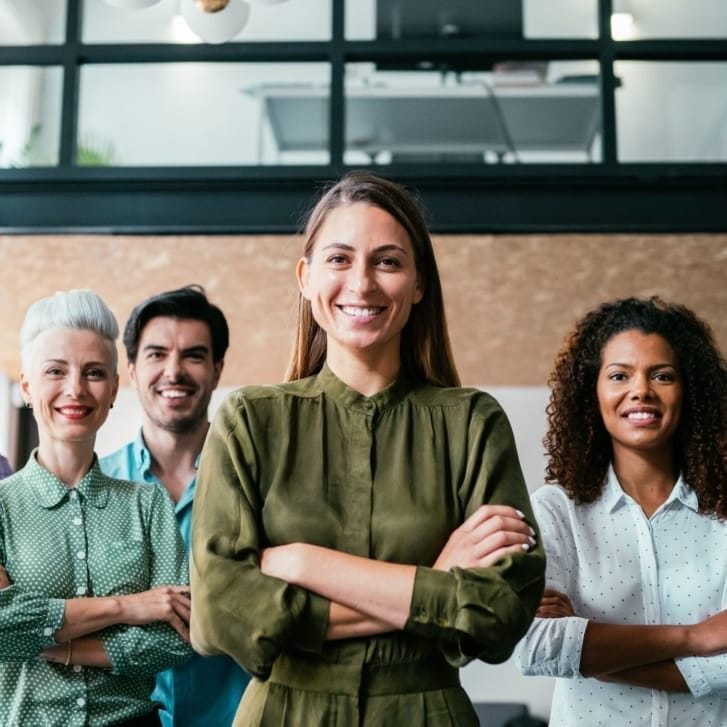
[102,285,249,727]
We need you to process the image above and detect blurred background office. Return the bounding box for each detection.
[1,1,726,723]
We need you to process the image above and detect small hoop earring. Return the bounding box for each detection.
[110,403,114,410]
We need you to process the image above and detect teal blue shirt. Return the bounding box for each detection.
[102,432,250,727]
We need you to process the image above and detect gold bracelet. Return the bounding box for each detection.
[64,640,72,667]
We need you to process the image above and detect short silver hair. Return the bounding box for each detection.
[20,289,120,372]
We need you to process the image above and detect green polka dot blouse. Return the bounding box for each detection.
[0,451,193,726]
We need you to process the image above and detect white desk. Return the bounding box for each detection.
[244,81,601,163]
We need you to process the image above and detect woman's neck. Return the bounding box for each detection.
[612,445,678,517]
[326,346,401,397]
[36,438,96,487]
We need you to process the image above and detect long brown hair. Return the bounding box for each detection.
[286,171,460,387]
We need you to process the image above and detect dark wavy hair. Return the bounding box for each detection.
[544,296,727,515]
[123,284,229,364]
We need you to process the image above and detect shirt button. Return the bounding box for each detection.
[73,664,82,673]
[72,516,82,526]
[76,551,86,560]
[69,490,77,499]
[76,586,87,595]
[43,627,53,636]
[76,697,86,707]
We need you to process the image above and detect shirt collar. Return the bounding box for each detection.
[25,449,110,509]
[604,464,697,514]
[317,363,412,414]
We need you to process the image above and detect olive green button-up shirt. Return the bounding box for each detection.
[191,366,545,726]
[0,453,193,727]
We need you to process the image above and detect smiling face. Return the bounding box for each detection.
[296,202,423,370]
[128,316,222,434]
[596,329,683,461]
[20,327,118,448]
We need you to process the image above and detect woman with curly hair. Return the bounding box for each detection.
[515,296,727,725]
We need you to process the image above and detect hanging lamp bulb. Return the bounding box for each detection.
[103,0,163,9]
[180,0,251,44]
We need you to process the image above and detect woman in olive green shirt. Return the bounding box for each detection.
[191,172,545,726]
[0,290,192,726]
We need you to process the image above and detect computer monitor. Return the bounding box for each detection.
[376,0,523,40]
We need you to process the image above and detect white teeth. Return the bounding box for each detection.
[160,390,188,399]
[340,306,382,317]
[627,411,658,420]
[59,408,87,415]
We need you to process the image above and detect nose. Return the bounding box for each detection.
[630,373,653,400]
[164,352,185,380]
[65,373,84,398]
[349,262,377,294]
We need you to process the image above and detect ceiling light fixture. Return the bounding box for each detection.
[180,0,251,44]
[610,12,635,41]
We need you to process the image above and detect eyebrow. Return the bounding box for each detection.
[141,344,210,355]
[42,358,109,368]
[604,362,677,369]
[320,243,410,255]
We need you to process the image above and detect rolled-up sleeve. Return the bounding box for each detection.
[190,393,330,680]
[514,486,588,678]
[100,485,193,675]
[405,396,545,666]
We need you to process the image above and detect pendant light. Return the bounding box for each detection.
[180,0,251,44]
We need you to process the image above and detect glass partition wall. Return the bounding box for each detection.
[1,0,726,230]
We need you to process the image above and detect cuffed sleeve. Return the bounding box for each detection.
[0,587,66,660]
[101,623,192,676]
[402,394,545,666]
[191,393,330,680]
[514,483,589,678]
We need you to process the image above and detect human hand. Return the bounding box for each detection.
[0,564,12,589]
[118,586,191,642]
[432,504,536,571]
[536,588,576,618]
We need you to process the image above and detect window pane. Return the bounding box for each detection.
[0,0,66,45]
[83,0,331,43]
[0,66,63,168]
[346,0,597,40]
[616,62,727,162]
[78,63,330,166]
[343,61,602,165]
[611,0,727,40]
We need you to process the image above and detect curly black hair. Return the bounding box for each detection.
[544,296,727,516]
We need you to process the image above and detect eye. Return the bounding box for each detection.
[607,372,627,382]
[45,366,64,377]
[85,368,107,380]
[377,256,402,268]
[326,254,348,265]
[145,351,164,361]
[653,371,676,383]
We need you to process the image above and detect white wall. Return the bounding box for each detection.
[95,383,555,721]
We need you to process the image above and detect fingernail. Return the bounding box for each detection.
[528,536,536,546]
[521,543,531,551]
[516,509,525,518]
[529,527,536,537]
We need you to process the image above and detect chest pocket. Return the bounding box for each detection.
[91,539,150,596]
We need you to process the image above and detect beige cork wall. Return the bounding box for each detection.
[1,233,726,386]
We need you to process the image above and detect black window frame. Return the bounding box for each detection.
[1,0,726,233]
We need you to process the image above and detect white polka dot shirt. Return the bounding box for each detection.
[515,467,727,726]
[0,451,193,726]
